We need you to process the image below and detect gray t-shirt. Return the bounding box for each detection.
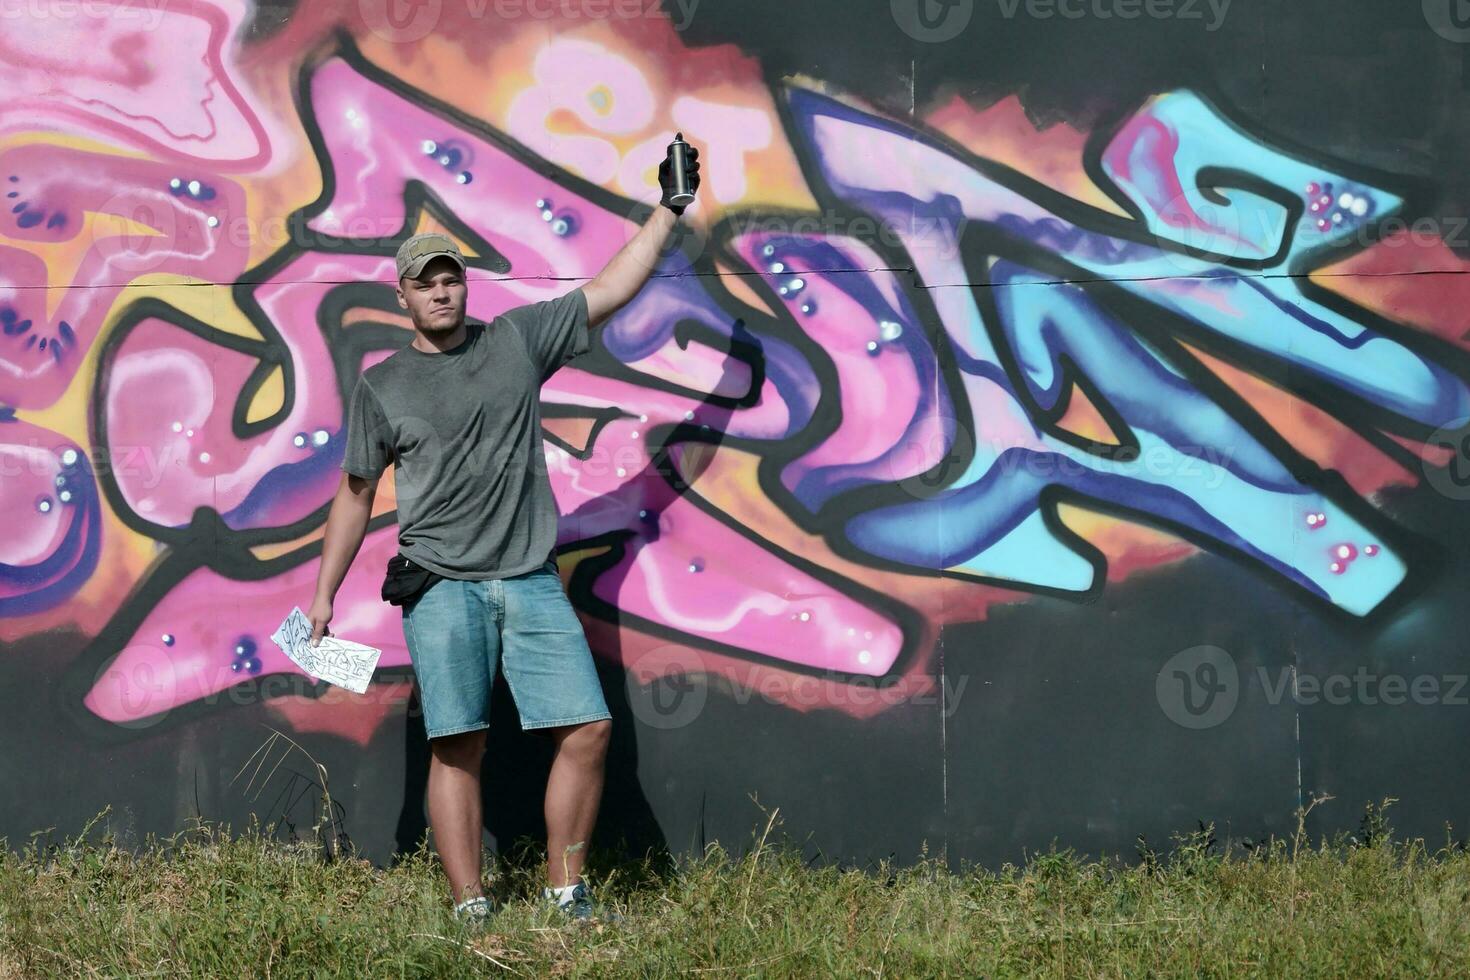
[340,288,589,580]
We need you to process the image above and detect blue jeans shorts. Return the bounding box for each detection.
[402,558,612,739]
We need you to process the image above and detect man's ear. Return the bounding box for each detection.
[395,281,408,311]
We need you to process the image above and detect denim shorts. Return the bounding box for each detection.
[401,558,611,738]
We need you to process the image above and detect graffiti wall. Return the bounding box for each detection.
[5,0,1470,865]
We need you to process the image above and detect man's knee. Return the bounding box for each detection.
[560,718,611,760]
[586,717,612,747]
[430,728,487,769]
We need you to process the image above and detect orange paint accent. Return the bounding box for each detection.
[1055,383,1121,446]
[1053,503,1197,583]
[926,94,1125,215]
[542,415,599,454]
[341,305,414,334]
[1312,233,1470,350]
[1384,431,1456,469]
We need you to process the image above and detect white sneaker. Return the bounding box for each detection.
[453,895,495,925]
[542,882,622,924]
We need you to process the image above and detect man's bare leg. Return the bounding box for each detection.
[427,729,488,903]
[543,719,612,887]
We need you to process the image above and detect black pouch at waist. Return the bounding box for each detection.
[382,553,443,606]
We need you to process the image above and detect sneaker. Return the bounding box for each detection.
[453,895,495,926]
[542,882,623,924]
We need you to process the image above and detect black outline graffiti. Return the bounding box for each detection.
[46,29,1470,738]
[60,32,925,739]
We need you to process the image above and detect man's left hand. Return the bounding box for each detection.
[658,142,701,216]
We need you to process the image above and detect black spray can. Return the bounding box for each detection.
[666,132,696,209]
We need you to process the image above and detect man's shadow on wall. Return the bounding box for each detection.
[394,314,757,878]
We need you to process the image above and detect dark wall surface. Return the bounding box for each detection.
[4,0,1470,868]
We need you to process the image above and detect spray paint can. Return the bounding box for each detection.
[666,132,696,209]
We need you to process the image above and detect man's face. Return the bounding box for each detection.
[396,256,467,333]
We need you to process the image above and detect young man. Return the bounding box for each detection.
[307,144,699,924]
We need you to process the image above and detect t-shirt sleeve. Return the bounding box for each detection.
[504,287,590,382]
[341,377,394,479]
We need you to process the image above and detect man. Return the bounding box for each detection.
[306,142,699,924]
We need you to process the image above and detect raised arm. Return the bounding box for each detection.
[582,138,701,328]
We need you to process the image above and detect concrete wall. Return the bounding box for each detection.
[5,0,1470,865]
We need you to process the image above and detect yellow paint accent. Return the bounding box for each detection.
[247,365,285,424]
[412,212,480,259]
[251,532,324,562]
[0,131,150,157]
[129,279,264,341]
[1054,500,1187,556]
[0,212,162,319]
[1055,501,1121,537]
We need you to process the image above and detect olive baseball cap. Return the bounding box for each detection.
[395,232,467,280]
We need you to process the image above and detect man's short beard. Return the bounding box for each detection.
[417,315,461,332]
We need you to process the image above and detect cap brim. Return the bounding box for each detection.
[400,251,467,280]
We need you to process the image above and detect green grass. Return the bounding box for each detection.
[3,798,1470,978]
